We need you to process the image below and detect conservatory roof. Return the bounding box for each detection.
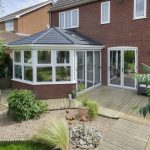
[8,27,103,47]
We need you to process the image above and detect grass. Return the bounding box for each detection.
[0,143,50,150]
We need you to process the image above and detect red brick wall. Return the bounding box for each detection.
[51,0,150,85]
[12,80,76,99]
[17,4,52,35]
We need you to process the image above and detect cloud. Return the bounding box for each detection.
[0,0,48,17]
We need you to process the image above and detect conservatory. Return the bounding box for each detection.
[8,27,104,99]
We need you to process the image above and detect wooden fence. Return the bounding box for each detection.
[0,76,12,90]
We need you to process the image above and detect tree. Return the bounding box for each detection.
[0,0,4,15]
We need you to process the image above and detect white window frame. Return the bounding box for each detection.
[36,50,53,83]
[101,1,110,24]
[59,9,79,29]
[134,0,147,20]
[5,20,14,32]
[23,51,33,82]
[13,50,22,80]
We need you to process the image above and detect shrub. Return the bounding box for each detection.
[79,97,99,119]
[7,90,47,121]
[33,118,69,150]
[0,39,11,78]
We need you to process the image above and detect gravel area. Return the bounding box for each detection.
[0,109,117,141]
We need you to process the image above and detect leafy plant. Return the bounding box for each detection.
[139,89,150,117]
[0,39,11,78]
[78,83,85,92]
[79,97,99,119]
[7,90,47,121]
[33,118,69,150]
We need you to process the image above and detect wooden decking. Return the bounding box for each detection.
[98,119,150,150]
[85,86,150,119]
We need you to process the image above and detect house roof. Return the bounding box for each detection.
[0,0,53,22]
[50,0,99,12]
[8,27,102,46]
[0,31,26,44]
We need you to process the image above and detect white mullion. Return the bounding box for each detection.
[22,51,24,80]
[52,50,56,82]
[13,50,15,79]
[70,50,74,82]
[93,51,95,86]
[85,51,87,89]
[33,50,36,83]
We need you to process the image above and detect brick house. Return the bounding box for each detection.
[7,0,150,99]
[0,0,54,35]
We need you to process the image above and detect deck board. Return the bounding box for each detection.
[98,119,150,150]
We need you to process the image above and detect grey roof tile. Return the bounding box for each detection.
[8,27,102,46]
[50,0,99,12]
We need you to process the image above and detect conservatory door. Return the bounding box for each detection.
[108,48,137,89]
[76,51,101,91]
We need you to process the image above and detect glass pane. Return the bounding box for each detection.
[57,51,69,64]
[87,51,93,88]
[14,65,22,79]
[110,51,121,86]
[56,67,71,81]
[65,11,71,28]
[14,51,21,63]
[102,3,109,22]
[136,0,144,17]
[72,10,78,27]
[95,51,100,85]
[60,13,65,28]
[77,51,85,91]
[124,51,135,88]
[24,66,33,81]
[24,51,32,64]
[38,51,51,64]
[37,67,52,82]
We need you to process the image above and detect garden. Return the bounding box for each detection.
[0,89,117,150]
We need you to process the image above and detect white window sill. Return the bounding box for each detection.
[12,79,77,85]
[100,22,110,25]
[133,16,147,20]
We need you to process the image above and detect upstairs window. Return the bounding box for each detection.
[134,0,147,19]
[101,1,110,24]
[5,20,14,31]
[59,9,79,29]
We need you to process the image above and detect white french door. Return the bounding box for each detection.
[108,47,138,90]
[76,51,101,91]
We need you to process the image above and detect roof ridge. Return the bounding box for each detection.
[32,28,53,44]
[54,27,74,44]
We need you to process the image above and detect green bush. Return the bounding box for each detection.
[80,97,99,119]
[7,90,47,121]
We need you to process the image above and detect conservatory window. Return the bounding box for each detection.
[57,51,70,64]
[37,67,52,82]
[14,51,22,79]
[56,67,71,81]
[38,51,51,64]
[23,51,33,82]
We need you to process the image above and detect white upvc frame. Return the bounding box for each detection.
[101,1,110,24]
[75,50,102,91]
[108,46,138,90]
[59,8,79,29]
[13,49,76,85]
[133,0,147,20]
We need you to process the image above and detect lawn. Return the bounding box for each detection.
[0,143,49,150]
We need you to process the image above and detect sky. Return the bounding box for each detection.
[0,0,53,18]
